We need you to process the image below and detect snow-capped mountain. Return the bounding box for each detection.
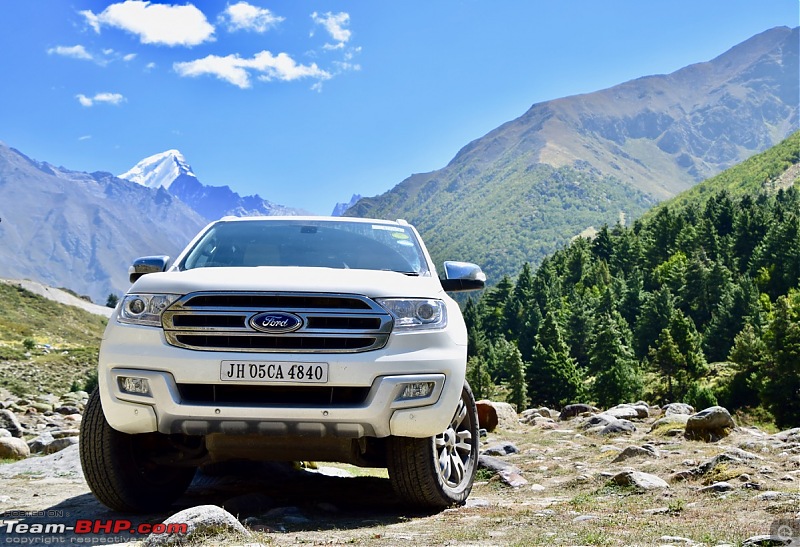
[118,149,195,191]
[119,150,308,221]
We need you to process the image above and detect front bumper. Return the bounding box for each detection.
[98,322,467,439]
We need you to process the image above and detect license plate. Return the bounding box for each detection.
[220,361,328,383]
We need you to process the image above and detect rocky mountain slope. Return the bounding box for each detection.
[0,144,207,303]
[349,26,799,282]
[119,150,308,221]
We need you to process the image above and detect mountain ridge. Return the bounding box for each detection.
[0,144,208,303]
[348,26,799,283]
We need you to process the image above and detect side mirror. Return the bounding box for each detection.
[440,261,486,292]
[129,255,170,283]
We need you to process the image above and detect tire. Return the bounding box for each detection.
[79,389,196,513]
[387,382,479,510]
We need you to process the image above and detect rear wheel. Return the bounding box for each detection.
[79,390,196,513]
[387,382,478,509]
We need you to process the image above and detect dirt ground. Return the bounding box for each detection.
[1,419,799,547]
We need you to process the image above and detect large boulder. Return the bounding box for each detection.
[0,437,30,460]
[559,404,598,420]
[605,403,649,420]
[144,505,249,547]
[476,400,518,431]
[684,406,736,442]
[663,403,695,416]
[610,471,669,490]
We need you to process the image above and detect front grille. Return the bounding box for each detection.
[177,383,370,406]
[163,291,393,353]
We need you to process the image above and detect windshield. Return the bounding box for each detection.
[180,219,429,275]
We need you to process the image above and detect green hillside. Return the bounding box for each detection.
[465,138,800,427]
[650,131,800,213]
[350,162,656,284]
[0,282,106,395]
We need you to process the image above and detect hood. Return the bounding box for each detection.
[129,266,446,299]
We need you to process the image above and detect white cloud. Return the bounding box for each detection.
[78,135,92,141]
[76,92,126,107]
[220,2,283,33]
[48,45,136,66]
[81,1,214,47]
[311,11,351,49]
[48,45,93,61]
[174,50,330,89]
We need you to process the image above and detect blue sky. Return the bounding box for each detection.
[0,1,797,214]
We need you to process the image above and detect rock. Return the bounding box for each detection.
[536,407,553,419]
[560,404,598,420]
[482,442,519,456]
[530,484,545,492]
[684,406,736,442]
[478,454,516,474]
[29,402,52,414]
[43,436,79,454]
[0,428,11,438]
[659,536,697,544]
[486,401,519,429]
[610,470,669,490]
[612,445,659,463]
[0,437,30,460]
[52,429,80,439]
[741,535,793,546]
[695,453,744,476]
[583,413,618,429]
[700,481,734,493]
[774,428,800,443]
[476,400,521,431]
[0,409,24,437]
[606,403,648,420]
[476,402,498,431]
[663,403,695,416]
[55,406,80,415]
[601,420,637,436]
[478,454,527,487]
[144,505,249,547]
[27,431,55,453]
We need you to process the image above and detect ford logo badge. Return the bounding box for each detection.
[249,312,303,334]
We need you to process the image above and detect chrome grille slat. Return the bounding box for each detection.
[163,291,393,353]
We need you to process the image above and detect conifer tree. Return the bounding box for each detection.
[527,310,584,407]
[635,288,677,359]
[760,291,800,428]
[725,324,768,409]
[466,355,493,401]
[649,328,685,403]
[591,313,642,407]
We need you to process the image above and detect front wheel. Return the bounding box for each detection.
[79,390,196,513]
[387,382,479,509]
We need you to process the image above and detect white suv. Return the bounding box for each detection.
[80,217,485,513]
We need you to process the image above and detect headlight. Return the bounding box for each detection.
[118,294,180,327]
[376,298,447,330]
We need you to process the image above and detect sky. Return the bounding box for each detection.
[0,1,797,215]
